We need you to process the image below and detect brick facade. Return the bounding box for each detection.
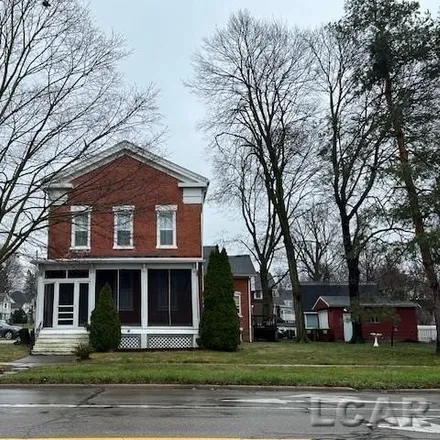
[234,277,252,343]
[48,154,202,259]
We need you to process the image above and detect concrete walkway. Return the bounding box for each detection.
[0,354,76,372]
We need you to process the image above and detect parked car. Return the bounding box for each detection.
[0,320,21,340]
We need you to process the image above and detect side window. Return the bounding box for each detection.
[156,205,177,248]
[234,291,242,317]
[71,206,91,249]
[113,206,134,248]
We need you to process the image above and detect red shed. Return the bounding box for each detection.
[313,296,419,342]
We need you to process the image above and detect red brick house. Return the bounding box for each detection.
[33,141,209,353]
[312,296,419,342]
[203,247,256,342]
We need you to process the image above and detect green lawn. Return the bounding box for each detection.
[0,344,28,363]
[2,342,440,389]
[2,363,440,389]
[87,341,440,366]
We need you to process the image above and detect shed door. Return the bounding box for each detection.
[318,310,329,329]
[343,313,353,342]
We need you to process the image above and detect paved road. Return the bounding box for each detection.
[0,386,440,439]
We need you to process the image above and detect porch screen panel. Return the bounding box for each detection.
[148,269,192,326]
[170,270,192,326]
[148,269,169,325]
[95,270,117,306]
[43,284,54,328]
[119,269,141,325]
[78,283,89,326]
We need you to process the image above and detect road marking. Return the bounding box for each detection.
[378,417,440,434]
[0,438,310,440]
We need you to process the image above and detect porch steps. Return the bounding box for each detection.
[32,330,89,355]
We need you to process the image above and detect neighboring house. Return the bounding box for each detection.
[33,141,209,354]
[299,282,377,333]
[9,290,33,314]
[203,246,256,342]
[313,296,420,342]
[274,288,295,323]
[0,293,13,321]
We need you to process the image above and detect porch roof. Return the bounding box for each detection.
[33,257,203,265]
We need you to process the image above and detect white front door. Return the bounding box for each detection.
[56,282,77,327]
[343,313,353,342]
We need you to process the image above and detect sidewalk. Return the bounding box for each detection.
[0,354,76,373]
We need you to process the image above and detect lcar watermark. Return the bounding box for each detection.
[310,397,430,429]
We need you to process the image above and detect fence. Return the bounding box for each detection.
[417,325,437,342]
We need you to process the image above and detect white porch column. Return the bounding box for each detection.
[192,263,200,330]
[36,264,44,328]
[88,266,96,323]
[141,264,148,328]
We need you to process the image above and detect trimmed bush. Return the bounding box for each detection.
[199,246,240,351]
[88,283,121,352]
[74,343,93,361]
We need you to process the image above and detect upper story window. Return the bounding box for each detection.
[71,206,91,250]
[113,206,134,249]
[254,290,263,300]
[156,205,177,248]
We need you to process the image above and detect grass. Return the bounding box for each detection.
[86,341,440,366]
[2,363,440,389]
[1,342,440,389]
[0,344,28,362]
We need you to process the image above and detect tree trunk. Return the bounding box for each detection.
[384,77,440,354]
[340,216,364,343]
[259,265,272,317]
[277,211,307,342]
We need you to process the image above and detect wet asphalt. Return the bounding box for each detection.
[0,386,440,439]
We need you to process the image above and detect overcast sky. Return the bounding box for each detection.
[89,0,439,253]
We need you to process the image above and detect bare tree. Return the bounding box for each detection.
[0,253,22,294]
[189,11,317,341]
[308,25,393,342]
[0,0,162,264]
[293,202,343,281]
[210,146,283,308]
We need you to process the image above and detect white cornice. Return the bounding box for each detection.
[45,141,209,190]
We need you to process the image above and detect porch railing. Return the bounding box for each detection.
[35,321,42,339]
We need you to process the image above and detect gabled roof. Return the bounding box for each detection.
[9,290,29,308]
[312,295,420,311]
[228,255,257,277]
[203,246,256,278]
[299,282,377,312]
[46,140,209,189]
[0,292,11,302]
[313,295,350,309]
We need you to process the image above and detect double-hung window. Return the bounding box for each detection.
[234,291,242,317]
[156,205,177,248]
[113,206,134,248]
[71,206,91,250]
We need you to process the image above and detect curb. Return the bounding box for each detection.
[1,383,440,392]
[0,383,356,391]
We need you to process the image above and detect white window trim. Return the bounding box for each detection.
[254,291,263,300]
[70,205,91,250]
[156,205,177,249]
[113,205,135,249]
[234,291,242,317]
[304,312,319,330]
